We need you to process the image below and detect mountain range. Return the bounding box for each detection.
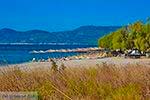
[0,26,120,45]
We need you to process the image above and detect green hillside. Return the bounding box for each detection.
[98,19,150,52]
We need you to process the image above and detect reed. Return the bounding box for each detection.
[0,63,150,100]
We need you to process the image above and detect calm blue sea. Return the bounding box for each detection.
[0,44,96,65]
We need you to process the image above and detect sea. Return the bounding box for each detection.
[0,44,96,65]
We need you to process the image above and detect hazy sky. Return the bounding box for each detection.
[0,0,149,31]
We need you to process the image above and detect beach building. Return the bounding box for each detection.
[128,49,142,58]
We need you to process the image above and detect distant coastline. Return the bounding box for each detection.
[0,44,96,65]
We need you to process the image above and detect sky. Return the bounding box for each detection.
[0,0,149,31]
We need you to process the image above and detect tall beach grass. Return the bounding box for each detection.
[0,62,150,100]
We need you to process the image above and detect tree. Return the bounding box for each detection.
[98,18,150,52]
[112,28,127,50]
[98,33,113,49]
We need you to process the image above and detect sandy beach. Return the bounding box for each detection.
[0,57,150,71]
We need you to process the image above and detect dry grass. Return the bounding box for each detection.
[0,62,150,100]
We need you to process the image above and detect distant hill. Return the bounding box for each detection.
[0,26,120,45]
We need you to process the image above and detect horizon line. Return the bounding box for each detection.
[0,25,122,33]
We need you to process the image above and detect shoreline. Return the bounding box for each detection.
[0,57,150,71]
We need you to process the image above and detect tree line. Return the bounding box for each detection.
[98,18,150,52]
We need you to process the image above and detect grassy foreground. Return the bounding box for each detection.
[0,63,150,100]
